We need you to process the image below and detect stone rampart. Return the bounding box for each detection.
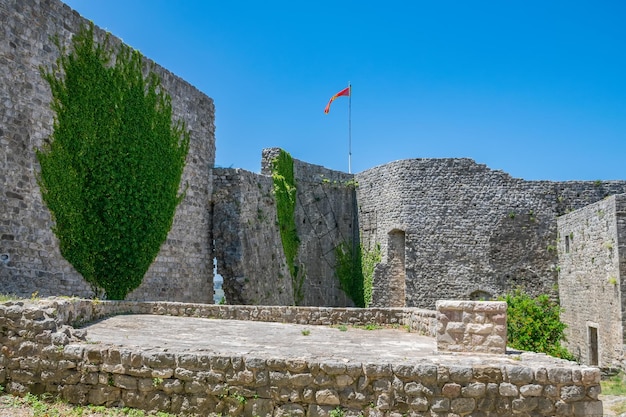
[0,299,604,416]
[212,168,293,305]
[356,158,626,309]
[557,195,626,370]
[0,0,215,302]
[212,149,357,306]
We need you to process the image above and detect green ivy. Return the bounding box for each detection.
[335,242,381,308]
[270,150,302,304]
[37,24,189,300]
[335,242,365,307]
[362,243,381,307]
[500,288,575,360]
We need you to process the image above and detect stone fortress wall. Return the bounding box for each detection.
[356,158,626,309]
[557,195,626,370]
[3,0,626,373]
[212,167,294,306]
[0,0,215,303]
[212,148,357,306]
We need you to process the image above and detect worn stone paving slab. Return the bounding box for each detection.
[83,315,573,368]
[84,314,436,363]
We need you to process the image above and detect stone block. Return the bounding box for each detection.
[450,397,476,414]
[315,388,340,405]
[571,400,603,416]
[519,383,543,397]
[561,385,586,402]
[441,383,461,398]
[461,382,486,397]
[499,382,519,397]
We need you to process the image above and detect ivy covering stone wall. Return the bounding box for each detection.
[0,0,215,302]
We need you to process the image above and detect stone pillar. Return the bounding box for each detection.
[436,300,507,354]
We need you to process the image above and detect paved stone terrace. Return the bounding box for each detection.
[82,314,565,369]
[0,299,605,416]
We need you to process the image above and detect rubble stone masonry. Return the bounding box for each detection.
[0,0,215,302]
[356,158,626,309]
[0,298,605,416]
[557,194,626,370]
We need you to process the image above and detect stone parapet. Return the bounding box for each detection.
[0,299,604,416]
[436,300,508,354]
[0,297,436,335]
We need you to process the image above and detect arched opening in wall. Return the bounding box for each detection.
[469,290,493,301]
[387,229,406,307]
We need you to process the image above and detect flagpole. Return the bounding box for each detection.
[348,81,352,174]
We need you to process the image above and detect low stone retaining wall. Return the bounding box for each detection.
[3,298,436,335]
[0,298,604,416]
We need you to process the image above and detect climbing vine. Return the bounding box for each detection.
[270,150,303,304]
[36,24,189,300]
[335,241,381,307]
[362,243,381,307]
[335,242,364,307]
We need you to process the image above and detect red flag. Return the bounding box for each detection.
[324,86,350,114]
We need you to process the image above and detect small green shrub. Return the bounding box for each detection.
[500,288,575,360]
[362,243,381,307]
[329,407,345,417]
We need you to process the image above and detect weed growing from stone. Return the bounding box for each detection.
[301,329,311,336]
[329,406,345,417]
[0,391,179,416]
[602,372,626,396]
[232,393,246,404]
[354,324,383,331]
[0,293,19,303]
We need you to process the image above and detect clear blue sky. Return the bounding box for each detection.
[63,1,626,181]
